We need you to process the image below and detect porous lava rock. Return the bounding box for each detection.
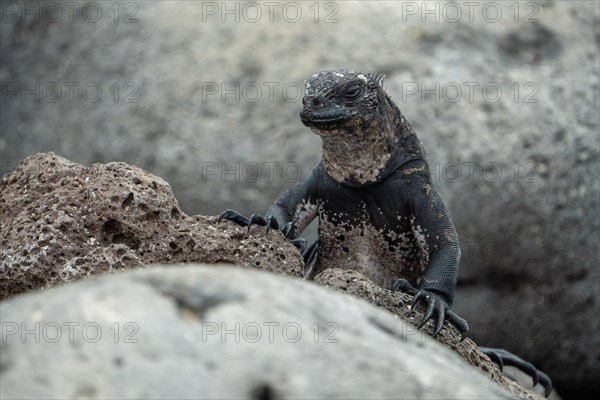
[0,152,302,299]
[314,268,549,398]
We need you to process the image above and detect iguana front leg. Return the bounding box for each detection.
[217,173,319,252]
[216,208,305,252]
[393,175,469,339]
[217,209,295,238]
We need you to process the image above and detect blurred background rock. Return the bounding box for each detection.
[1,0,598,397]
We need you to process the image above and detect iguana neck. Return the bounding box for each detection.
[320,96,426,187]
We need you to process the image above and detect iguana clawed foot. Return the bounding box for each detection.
[393,278,469,340]
[217,209,305,251]
[480,347,552,397]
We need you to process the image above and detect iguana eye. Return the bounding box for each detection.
[344,86,362,100]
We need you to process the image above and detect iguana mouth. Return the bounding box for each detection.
[300,109,356,129]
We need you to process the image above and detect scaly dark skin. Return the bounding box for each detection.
[218,70,552,397]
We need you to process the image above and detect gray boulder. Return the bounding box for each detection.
[1,264,527,399]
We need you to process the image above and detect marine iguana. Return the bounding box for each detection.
[218,70,551,396]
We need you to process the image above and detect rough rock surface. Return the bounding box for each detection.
[0,153,302,298]
[313,269,550,398]
[1,3,598,395]
[1,265,540,400]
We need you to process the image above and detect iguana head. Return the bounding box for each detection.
[300,70,424,186]
[299,70,387,135]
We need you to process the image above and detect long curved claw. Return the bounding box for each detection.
[445,309,469,341]
[265,215,280,233]
[415,294,446,337]
[282,222,293,238]
[247,213,267,232]
[498,349,539,386]
[480,347,552,397]
[417,298,436,330]
[482,347,504,371]
[217,209,250,227]
[432,301,445,337]
[282,221,298,239]
[538,371,553,397]
[412,291,427,309]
